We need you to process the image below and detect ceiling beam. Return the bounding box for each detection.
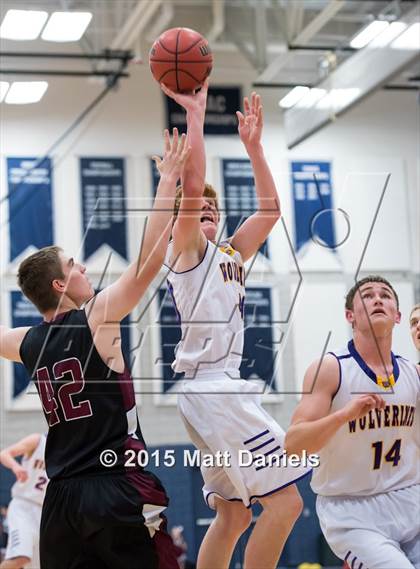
[291,0,346,46]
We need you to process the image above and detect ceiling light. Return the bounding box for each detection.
[0,9,48,40]
[295,88,327,109]
[368,22,408,48]
[350,20,389,49]
[41,12,92,42]
[279,86,309,109]
[0,82,10,102]
[316,88,361,110]
[391,23,420,50]
[5,82,48,104]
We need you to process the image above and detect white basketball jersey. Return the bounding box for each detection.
[311,341,419,497]
[11,434,48,505]
[165,240,245,374]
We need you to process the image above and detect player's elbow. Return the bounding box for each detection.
[284,427,306,456]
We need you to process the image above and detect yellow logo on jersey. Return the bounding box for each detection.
[219,244,235,257]
[376,373,395,390]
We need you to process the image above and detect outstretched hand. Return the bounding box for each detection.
[152,128,191,180]
[236,92,263,150]
[160,79,209,116]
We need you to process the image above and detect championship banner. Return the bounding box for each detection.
[150,158,161,196]
[158,287,183,393]
[80,157,128,261]
[166,86,241,135]
[290,161,336,253]
[7,157,53,262]
[241,287,276,389]
[158,286,276,392]
[222,158,269,258]
[10,292,41,398]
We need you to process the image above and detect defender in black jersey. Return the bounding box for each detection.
[0,129,190,569]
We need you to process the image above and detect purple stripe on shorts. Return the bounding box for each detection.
[249,437,275,453]
[244,429,270,445]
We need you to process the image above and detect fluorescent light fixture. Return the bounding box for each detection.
[316,88,361,110]
[368,22,408,48]
[41,12,92,42]
[279,86,309,109]
[0,9,48,40]
[350,20,389,49]
[0,81,10,102]
[5,81,48,104]
[295,88,327,109]
[391,23,420,50]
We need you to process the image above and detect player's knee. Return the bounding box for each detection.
[261,485,303,524]
[215,502,252,535]
[0,556,31,569]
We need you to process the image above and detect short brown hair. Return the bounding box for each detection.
[345,275,399,310]
[17,246,64,313]
[173,182,219,221]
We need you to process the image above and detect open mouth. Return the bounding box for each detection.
[371,309,386,316]
[200,214,214,223]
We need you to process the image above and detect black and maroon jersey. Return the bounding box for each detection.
[20,309,148,482]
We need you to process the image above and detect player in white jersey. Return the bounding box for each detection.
[285,276,420,569]
[410,304,420,355]
[161,80,310,569]
[0,434,47,569]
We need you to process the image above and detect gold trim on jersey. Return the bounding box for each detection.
[219,244,236,257]
[376,373,396,390]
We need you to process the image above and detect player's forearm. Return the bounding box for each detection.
[139,173,178,271]
[247,146,281,219]
[285,409,348,455]
[0,450,20,473]
[182,110,206,197]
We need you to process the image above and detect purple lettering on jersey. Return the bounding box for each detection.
[34,475,48,492]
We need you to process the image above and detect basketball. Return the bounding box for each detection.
[149,27,213,93]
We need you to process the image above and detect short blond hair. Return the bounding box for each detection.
[410,303,420,319]
[173,183,219,220]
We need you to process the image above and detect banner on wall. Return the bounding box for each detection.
[222,158,269,258]
[158,287,183,393]
[166,86,241,135]
[150,159,160,196]
[80,157,128,261]
[7,157,53,262]
[241,287,276,389]
[158,285,276,392]
[290,161,336,253]
[11,292,41,398]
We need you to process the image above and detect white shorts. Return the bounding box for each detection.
[317,484,420,569]
[178,371,311,509]
[5,497,42,568]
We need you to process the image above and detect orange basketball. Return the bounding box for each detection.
[149,27,213,93]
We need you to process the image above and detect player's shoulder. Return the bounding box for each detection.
[304,353,341,392]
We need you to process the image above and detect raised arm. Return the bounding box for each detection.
[87,129,191,327]
[230,93,281,262]
[285,355,385,455]
[161,81,208,256]
[0,433,41,482]
[0,325,30,362]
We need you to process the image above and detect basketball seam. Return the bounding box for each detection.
[157,35,206,55]
[150,59,212,63]
[158,69,205,84]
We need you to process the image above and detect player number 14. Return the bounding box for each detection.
[371,439,401,470]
